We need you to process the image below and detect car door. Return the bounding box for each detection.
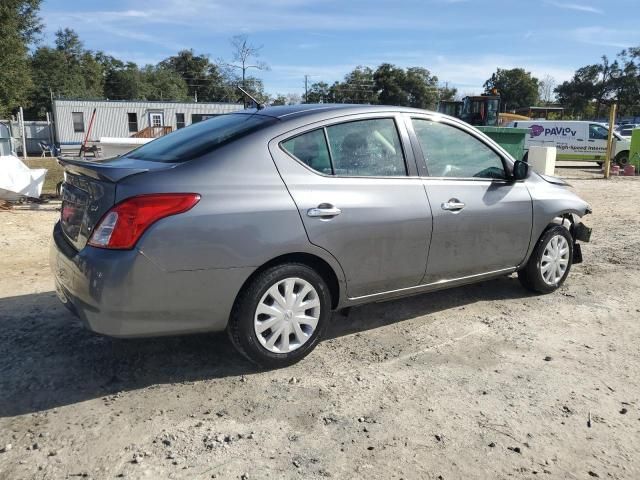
[269,114,432,298]
[407,115,533,283]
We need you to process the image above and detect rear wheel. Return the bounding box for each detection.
[615,151,629,167]
[228,263,331,368]
[518,226,573,294]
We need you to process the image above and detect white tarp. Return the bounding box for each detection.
[0,155,47,200]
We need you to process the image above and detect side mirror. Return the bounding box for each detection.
[512,160,529,181]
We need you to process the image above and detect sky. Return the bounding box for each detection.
[40,0,640,97]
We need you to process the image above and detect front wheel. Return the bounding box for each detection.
[615,151,630,167]
[228,263,331,368]
[518,226,573,294]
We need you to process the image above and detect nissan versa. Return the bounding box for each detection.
[51,105,592,368]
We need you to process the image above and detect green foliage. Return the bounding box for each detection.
[483,68,539,111]
[0,0,41,117]
[554,52,640,118]
[306,82,331,103]
[29,29,105,118]
[314,64,441,109]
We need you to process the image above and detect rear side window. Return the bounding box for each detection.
[126,113,277,163]
[281,129,332,174]
[281,118,407,177]
[413,119,505,179]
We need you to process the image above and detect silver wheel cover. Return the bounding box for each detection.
[254,277,321,354]
[540,234,570,286]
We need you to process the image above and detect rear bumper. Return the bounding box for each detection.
[50,222,253,337]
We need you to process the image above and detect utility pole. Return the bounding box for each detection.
[604,103,617,179]
[304,75,309,103]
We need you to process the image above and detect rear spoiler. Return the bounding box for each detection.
[57,157,150,183]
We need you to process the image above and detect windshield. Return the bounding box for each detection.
[125,113,277,163]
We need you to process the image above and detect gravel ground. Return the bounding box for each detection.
[1,166,639,480]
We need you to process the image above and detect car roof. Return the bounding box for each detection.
[243,103,436,121]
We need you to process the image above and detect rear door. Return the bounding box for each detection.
[269,114,432,298]
[408,115,533,283]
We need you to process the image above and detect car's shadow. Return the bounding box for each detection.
[0,277,531,417]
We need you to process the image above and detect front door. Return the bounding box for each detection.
[270,115,432,298]
[409,116,533,283]
[149,112,164,128]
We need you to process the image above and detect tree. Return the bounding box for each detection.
[0,0,42,117]
[403,67,439,109]
[374,63,405,105]
[555,57,620,118]
[271,94,287,106]
[483,68,539,111]
[29,29,105,117]
[555,65,601,117]
[306,81,331,103]
[538,75,557,105]
[139,66,189,101]
[611,48,640,116]
[160,50,230,101]
[334,66,377,104]
[224,35,269,103]
[439,84,458,102]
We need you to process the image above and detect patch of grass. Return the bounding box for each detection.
[23,157,64,195]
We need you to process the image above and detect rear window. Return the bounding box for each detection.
[125,113,277,163]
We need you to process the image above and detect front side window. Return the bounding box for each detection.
[72,112,84,133]
[589,124,609,140]
[282,118,407,177]
[412,119,505,179]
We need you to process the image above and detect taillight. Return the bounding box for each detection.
[88,193,200,250]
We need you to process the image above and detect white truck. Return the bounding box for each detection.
[508,120,630,166]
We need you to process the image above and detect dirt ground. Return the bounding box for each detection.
[1,166,639,480]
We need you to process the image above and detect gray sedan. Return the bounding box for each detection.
[51,104,592,368]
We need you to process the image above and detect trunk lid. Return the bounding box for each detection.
[57,156,174,250]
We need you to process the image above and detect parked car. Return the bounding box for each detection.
[617,124,639,140]
[51,105,592,368]
[508,120,631,166]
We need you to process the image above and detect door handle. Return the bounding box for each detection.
[307,205,342,218]
[441,200,465,211]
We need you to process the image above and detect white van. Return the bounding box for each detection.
[508,120,630,165]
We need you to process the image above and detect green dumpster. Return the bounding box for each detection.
[630,129,640,173]
[476,126,528,161]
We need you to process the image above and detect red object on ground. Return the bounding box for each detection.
[623,165,636,176]
[611,165,620,176]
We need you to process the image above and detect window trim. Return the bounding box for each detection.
[278,116,412,179]
[408,114,514,182]
[72,112,84,133]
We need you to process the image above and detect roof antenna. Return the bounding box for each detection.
[237,85,265,110]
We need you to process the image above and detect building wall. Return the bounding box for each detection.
[52,100,244,144]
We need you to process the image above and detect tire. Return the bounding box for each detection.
[227,263,331,368]
[615,151,629,167]
[518,225,573,294]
